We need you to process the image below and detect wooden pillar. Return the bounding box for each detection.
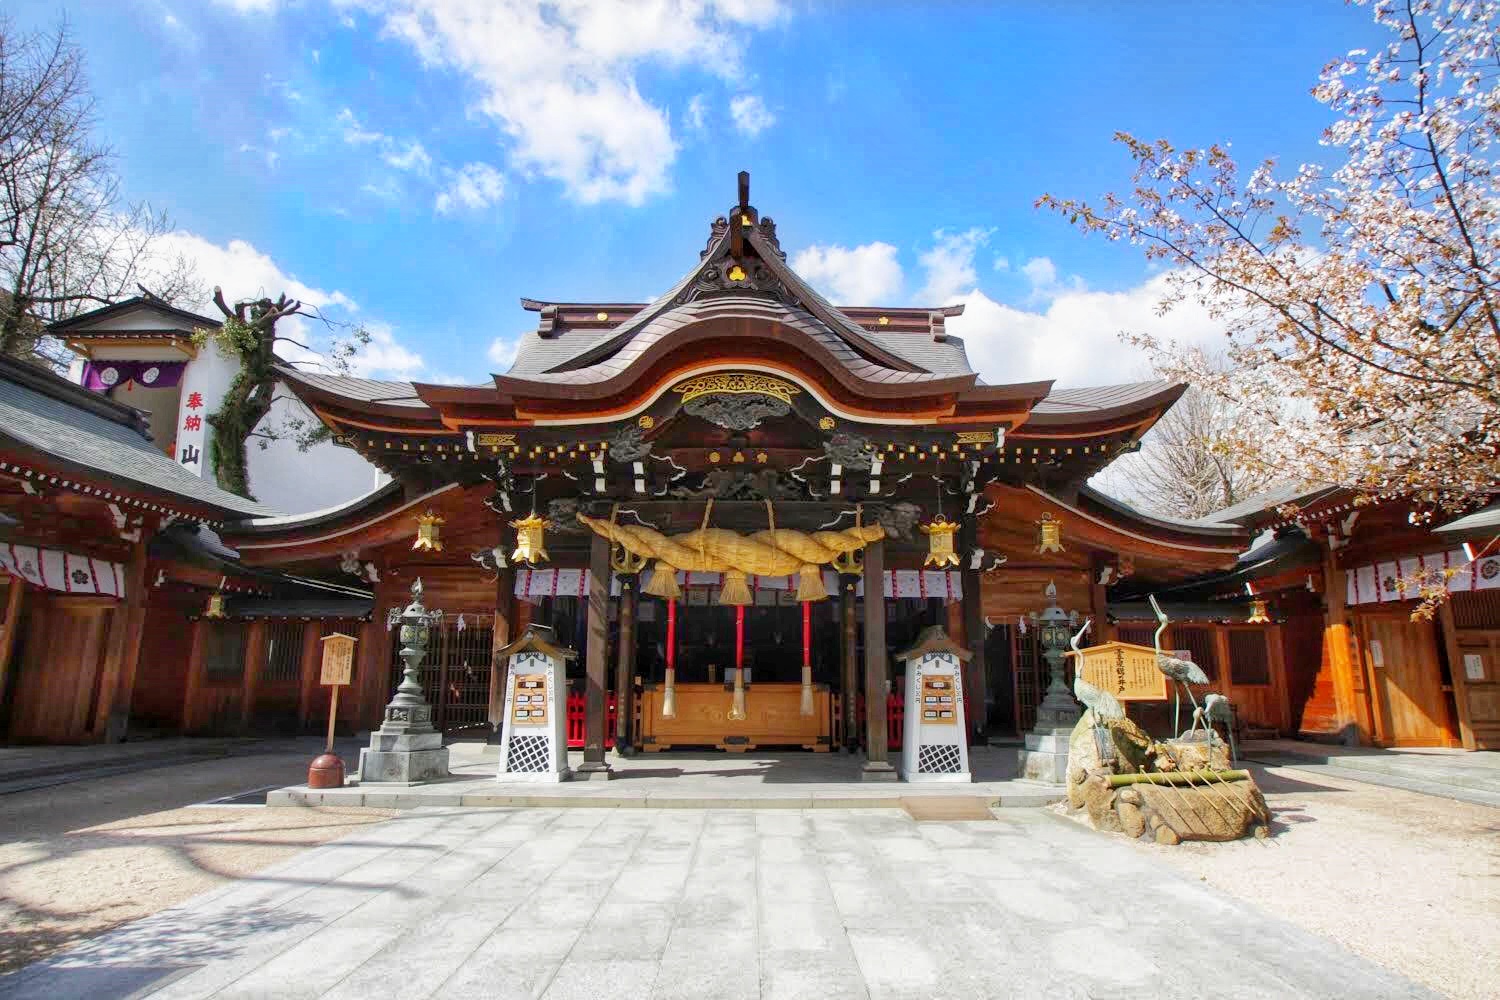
[240,620,267,732]
[840,574,859,750]
[614,573,638,752]
[861,539,896,779]
[1089,559,1117,642]
[959,515,988,742]
[95,540,152,742]
[297,621,324,729]
[1320,545,1370,744]
[488,568,515,743]
[1436,600,1477,750]
[0,581,26,718]
[354,617,386,731]
[578,533,613,779]
[181,618,209,733]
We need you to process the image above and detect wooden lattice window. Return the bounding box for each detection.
[204,622,247,682]
[1117,624,1155,648]
[1013,626,1041,733]
[260,622,305,683]
[1228,629,1272,685]
[1173,626,1219,682]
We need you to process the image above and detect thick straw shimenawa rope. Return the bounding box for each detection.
[578,510,883,604]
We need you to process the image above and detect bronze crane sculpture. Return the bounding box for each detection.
[1192,692,1238,764]
[1148,593,1209,737]
[1069,618,1125,763]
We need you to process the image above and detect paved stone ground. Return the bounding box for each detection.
[0,807,1432,1000]
[1241,740,1500,808]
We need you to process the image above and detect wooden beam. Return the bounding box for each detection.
[297,621,324,730]
[1320,544,1370,744]
[615,573,638,752]
[960,514,988,741]
[488,567,515,740]
[1436,600,1477,750]
[95,540,152,742]
[0,581,24,720]
[861,539,896,780]
[840,573,859,750]
[181,619,209,733]
[241,621,267,732]
[578,532,613,779]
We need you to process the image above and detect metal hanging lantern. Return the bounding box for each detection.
[204,591,226,619]
[1037,512,1065,554]
[412,510,445,552]
[510,512,550,565]
[1247,599,1271,624]
[920,514,961,567]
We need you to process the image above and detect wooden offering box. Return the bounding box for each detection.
[637,682,834,752]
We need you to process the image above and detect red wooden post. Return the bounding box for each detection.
[667,599,677,669]
[735,605,745,669]
[802,600,811,666]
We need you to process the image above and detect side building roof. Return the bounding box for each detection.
[0,355,276,521]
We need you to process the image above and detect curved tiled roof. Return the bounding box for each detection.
[523,295,954,389]
[1026,380,1186,426]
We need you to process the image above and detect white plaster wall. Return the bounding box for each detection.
[174,341,384,515]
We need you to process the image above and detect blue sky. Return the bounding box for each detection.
[14,0,1385,389]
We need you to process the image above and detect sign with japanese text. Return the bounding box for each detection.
[319,633,356,686]
[1068,641,1169,702]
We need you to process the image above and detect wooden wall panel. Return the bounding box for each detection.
[7,596,113,744]
[130,598,196,731]
[1281,611,1335,734]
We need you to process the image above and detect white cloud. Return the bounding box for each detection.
[382,139,433,173]
[1019,255,1085,302]
[351,321,425,378]
[790,242,903,305]
[917,227,993,304]
[729,94,775,137]
[685,93,708,132]
[945,272,1224,391]
[487,336,519,369]
[341,0,785,204]
[435,162,506,215]
[214,0,278,11]
[336,108,385,145]
[992,256,1010,272]
[140,232,431,382]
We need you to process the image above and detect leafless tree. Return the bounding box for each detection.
[1107,383,1276,521]
[0,19,197,368]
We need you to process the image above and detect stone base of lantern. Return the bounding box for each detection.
[357,730,450,785]
[1017,729,1073,784]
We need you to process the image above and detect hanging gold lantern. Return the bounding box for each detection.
[204,591,226,619]
[920,514,961,567]
[1037,512,1065,554]
[510,512,550,565]
[412,510,445,552]
[1247,599,1271,624]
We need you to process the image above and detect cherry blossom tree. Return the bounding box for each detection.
[1040,0,1498,518]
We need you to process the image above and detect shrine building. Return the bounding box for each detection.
[190,173,1274,772]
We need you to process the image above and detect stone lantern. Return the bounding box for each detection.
[1016,580,1083,783]
[356,578,451,785]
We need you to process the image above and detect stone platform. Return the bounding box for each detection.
[267,745,1064,810]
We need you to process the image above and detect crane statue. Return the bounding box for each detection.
[1070,618,1124,724]
[1191,692,1238,764]
[1069,619,1124,763]
[1147,593,1209,738]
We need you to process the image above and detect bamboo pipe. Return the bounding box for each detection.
[1107,769,1250,787]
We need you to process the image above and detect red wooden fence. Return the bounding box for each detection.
[854,692,904,747]
[564,691,617,748]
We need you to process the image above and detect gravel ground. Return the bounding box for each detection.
[1124,762,1500,1000]
[0,751,393,976]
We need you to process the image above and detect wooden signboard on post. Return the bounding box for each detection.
[308,633,357,789]
[1066,641,1169,702]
